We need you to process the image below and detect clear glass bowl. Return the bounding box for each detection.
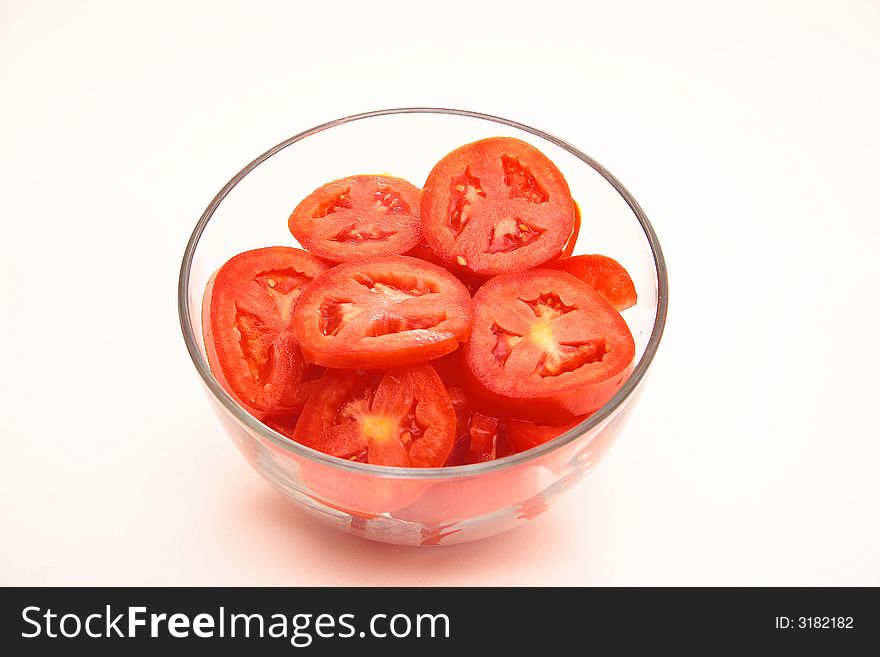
[178,108,668,545]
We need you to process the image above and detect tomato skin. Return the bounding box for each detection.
[421,137,575,277]
[464,268,636,423]
[551,254,637,311]
[202,247,328,416]
[288,174,422,262]
[559,199,582,259]
[292,256,473,369]
[292,364,456,468]
[507,416,588,454]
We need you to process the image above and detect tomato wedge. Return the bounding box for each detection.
[551,254,637,311]
[292,365,456,468]
[421,137,575,276]
[507,416,588,454]
[202,247,328,415]
[293,256,473,369]
[288,174,422,262]
[464,268,635,422]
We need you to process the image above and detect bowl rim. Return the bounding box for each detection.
[178,107,668,480]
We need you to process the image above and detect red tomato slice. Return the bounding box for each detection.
[468,412,500,455]
[404,241,442,265]
[288,174,422,262]
[202,247,328,415]
[431,349,470,386]
[464,268,636,422]
[441,383,474,466]
[551,254,637,311]
[442,380,508,466]
[443,436,471,467]
[293,256,473,369]
[292,365,455,468]
[507,416,588,454]
[421,137,575,276]
[444,384,471,438]
[405,241,484,296]
[263,413,299,438]
[559,199,582,259]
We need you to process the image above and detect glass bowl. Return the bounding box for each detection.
[178,108,668,546]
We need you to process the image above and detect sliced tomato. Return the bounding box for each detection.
[432,350,469,386]
[443,436,471,466]
[444,384,471,437]
[464,268,636,422]
[421,137,575,276]
[202,246,328,415]
[441,382,473,466]
[263,413,299,438]
[559,199,582,259]
[551,254,637,311]
[468,412,500,455]
[293,255,473,369]
[404,241,443,266]
[292,364,455,467]
[465,412,506,463]
[405,241,484,295]
[442,381,508,466]
[289,174,422,262]
[507,416,588,454]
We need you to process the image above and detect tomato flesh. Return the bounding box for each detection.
[442,376,509,466]
[202,247,328,415]
[464,268,636,422]
[468,412,500,455]
[507,416,588,454]
[421,137,575,276]
[551,254,637,311]
[293,256,473,369]
[292,365,455,468]
[405,241,484,295]
[559,199,582,259]
[289,175,422,262]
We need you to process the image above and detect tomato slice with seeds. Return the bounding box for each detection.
[293,256,473,369]
[507,416,588,454]
[464,268,636,422]
[202,247,328,415]
[292,365,456,468]
[551,254,637,311]
[421,137,575,276]
[289,175,422,262]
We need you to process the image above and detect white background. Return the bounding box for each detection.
[1,0,878,586]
